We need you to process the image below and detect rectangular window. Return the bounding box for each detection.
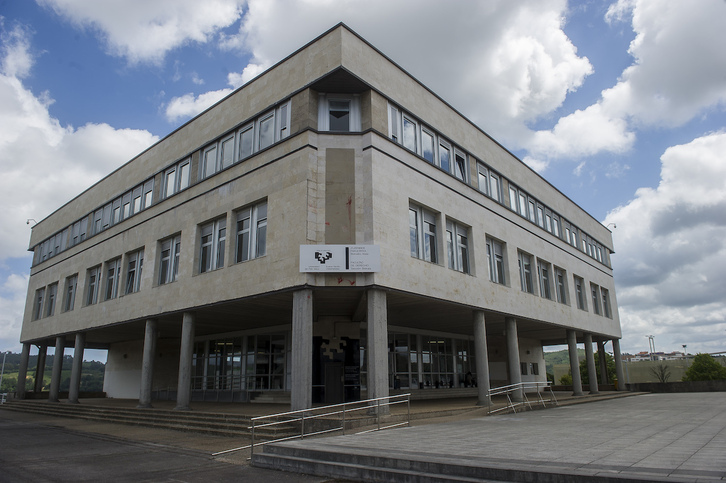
[454,150,467,182]
[409,204,437,263]
[143,179,154,209]
[538,260,552,299]
[552,216,560,237]
[489,173,501,202]
[86,266,101,306]
[421,128,435,164]
[200,217,227,273]
[33,288,45,320]
[236,201,267,263]
[438,140,451,173]
[574,276,586,311]
[238,124,254,160]
[601,288,612,318]
[104,258,122,301]
[520,362,528,376]
[389,105,400,143]
[132,186,142,215]
[531,363,539,375]
[446,220,469,274]
[164,166,177,198]
[518,252,534,293]
[509,186,518,212]
[63,275,78,312]
[159,235,181,285]
[45,283,58,317]
[220,135,235,170]
[477,164,489,195]
[555,268,567,304]
[203,145,218,179]
[125,250,144,295]
[519,192,527,217]
[112,198,121,225]
[528,199,536,223]
[545,213,552,233]
[402,116,417,153]
[591,283,602,315]
[328,99,350,132]
[122,192,131,220]
[486,237,505,285]
[164,160,190,198]
[537,205,545,228]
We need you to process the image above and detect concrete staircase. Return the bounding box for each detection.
[0,399,293,438]
[249,391,291,404]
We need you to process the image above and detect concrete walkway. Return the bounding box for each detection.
[254,392,726,482]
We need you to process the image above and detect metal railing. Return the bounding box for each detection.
[213,393,411,457]
[487,381,557,414]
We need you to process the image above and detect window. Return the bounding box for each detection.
[159,235,181,285]
[277,101,290,141]
[258,112,275,149]
[555,268,567,304]
[421,128,435,164]
[86,266,101,306]
[203,144,218,179]
[478,164,490,196]
[409,205,437,263]
[143,179,154,209]
[528,199,536,224]
[402,116,417,152]
[537,260,552,299]
[164,159,190,198]
[509,186,518,212]
[537,205,545,228]
[601,288,612,318]
[446,220,469,274]
[320,95,360,132]
[489,172,501,202]
[388,105,400,143]
[591,283,602,315]
[531,363,539,375]
[125,250,144,295]
[574,276,586,311]
[219,135,235,170]
[33,288,45,320]
[104,258,122,301]
[438,139,451,173]
[551,216,560,237]
[63,275,78,312]
[520,362,528,376]
[453,150,467,182]
[518,252,534,293]
[545,213,552,233]
[200,217,227,273]
[238,124,254,160]
[45,283,58,317]
[236,201,267,263]
[486,237,505,285]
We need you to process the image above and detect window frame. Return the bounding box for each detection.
[63,274,78,312]
[446,220,470,274]
[555,267,568,305]
[125,250,144,295]
[591,283,602,315]
[104,258,122,301]
[199,217,227,273]
[33,287,45,320]
[486,237,505,285]
[409,204,438,264]
[158,235,181,285]
[235,201,268,263]
[86,266,101,306]
[574,275,587,311]
[537,259,552,300]
[518,251,534,294]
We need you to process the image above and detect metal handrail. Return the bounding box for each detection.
[487,381,557,415]
[213,393,411,456]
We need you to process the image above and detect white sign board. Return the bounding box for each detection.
[299,245,380,273]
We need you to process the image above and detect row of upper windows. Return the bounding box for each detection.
[390,103,610,267]
[409,201,612,318]
[31,200,267,320]
[31,98,291,268]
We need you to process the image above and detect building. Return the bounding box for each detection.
[17,24,625,410]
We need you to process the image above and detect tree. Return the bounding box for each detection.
[579,352,616,385]
[559,373,572,385]
[650,364,671,383]
[683,353,726,381]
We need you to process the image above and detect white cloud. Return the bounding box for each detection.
[605,131,726,354]
[0,24,158,261]
[0,273,29,352]
[37,0,245,65]
[164,87,234,123]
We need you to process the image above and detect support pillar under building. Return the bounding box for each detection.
[567,329,584,396]
[175,312,195,410]
[597,341,608,385]
[16,343,30,400]
[367,289,389,414]
[291,289,313,411]
[138,319,158,408]
[584,333,599,394]
[34,344,48,393]
[67,332,85,404]
[505,317,523,402]
[473,311,491,406]
[612,338,626,391]
[49,336,64,402]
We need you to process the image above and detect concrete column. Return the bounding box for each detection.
[597,341,608,385]
[451,339,459,388]
[291,289,313,411]
[612,339,626,391]
[175,312,195,410]
[49,336,64,402]
[505,317,523,402]
[473,311,491,406]
[138,319,158,408]
[34,344,48,393]
[67,332,86,404]
[416,334,423,389]
[567,330,584,396]
[367,289,389,413]
[16,343,31,400]
[584,333,599,394]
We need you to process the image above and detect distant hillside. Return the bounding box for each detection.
[1,352,105,393]
[544,348,585,376]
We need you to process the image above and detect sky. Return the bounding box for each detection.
[1,0,725,361]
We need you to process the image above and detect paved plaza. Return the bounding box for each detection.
[258,392,726,481]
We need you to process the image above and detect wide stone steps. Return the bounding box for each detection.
[0,400,295,438]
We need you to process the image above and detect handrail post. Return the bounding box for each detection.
[377,398,381,431]
[251,419,256,456]
[301,411,305,440]
[342,402,346,435]
[407,395,410,427]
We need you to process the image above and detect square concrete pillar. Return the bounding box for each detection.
[34,344,48,393]
[48,336,64,402]
[597,341,608,385]
[15,343,30,400]
[473,311,491,406]
[367,289,389,413]
[291,289,313,411]
[67,333,86,404]
[138,319,158,408]
[505,317,523,402]
[584,333,599,394]
[175,312,195,410]
[612,339,626,390]
[567,329,584,396]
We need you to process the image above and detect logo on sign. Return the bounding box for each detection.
[314,251,333,264]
